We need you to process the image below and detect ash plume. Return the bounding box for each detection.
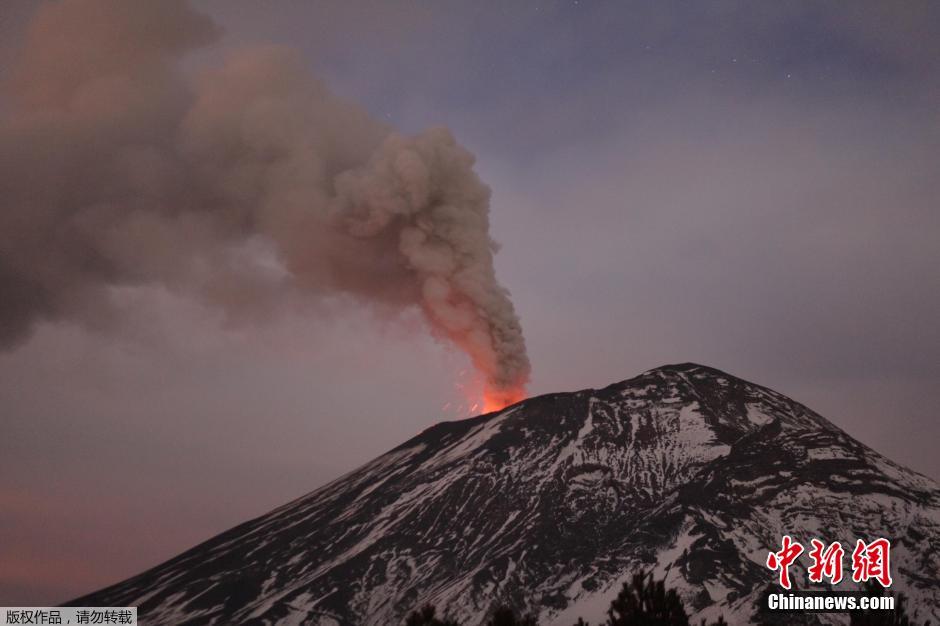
[0,0,530,401]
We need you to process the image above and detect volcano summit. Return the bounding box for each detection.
[72,364,940,624]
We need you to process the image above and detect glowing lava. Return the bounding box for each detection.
[482,385,526,413]
[445,369,526,417]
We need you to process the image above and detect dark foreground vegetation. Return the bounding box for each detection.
[404,572,929,626]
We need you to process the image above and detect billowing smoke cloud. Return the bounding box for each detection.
[0,0,529,405]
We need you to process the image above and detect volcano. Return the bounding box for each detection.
[71,364,940,624]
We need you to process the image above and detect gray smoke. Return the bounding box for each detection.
[0,0,530,402]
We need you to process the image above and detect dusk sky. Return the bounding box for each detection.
[1,0,938,605]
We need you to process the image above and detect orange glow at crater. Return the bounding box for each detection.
[482,385,526,413]
[444,369,526,418]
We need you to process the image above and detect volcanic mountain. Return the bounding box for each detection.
[72,364,940,625]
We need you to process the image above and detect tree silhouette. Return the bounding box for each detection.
[405,604,461,626]
[487,605,538,626]
[605,571,690,626]
[404,571,730,626]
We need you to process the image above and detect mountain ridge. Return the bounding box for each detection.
[71,363,940,625]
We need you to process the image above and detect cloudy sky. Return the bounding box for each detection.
[1,0,938,605]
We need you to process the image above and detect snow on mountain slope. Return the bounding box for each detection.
[71,363,940,625]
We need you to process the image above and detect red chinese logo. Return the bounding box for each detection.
[807,539,844,584]
[766,535,804,589]
[851,538,892,587]
[766,536,891,588]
